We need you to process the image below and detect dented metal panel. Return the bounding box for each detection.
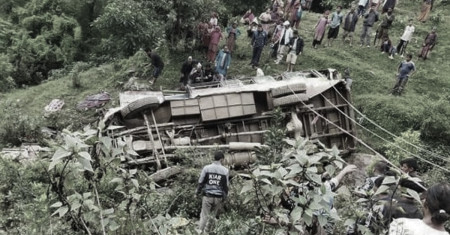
[171,99,200,116]
[199,93,256,121]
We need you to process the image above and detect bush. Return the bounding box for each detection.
[384,129,423,170]
[421,95,450,145]
[0,158,64,234]
[0,103,43,147]
[69,62,91,88]
[0,53,15,92]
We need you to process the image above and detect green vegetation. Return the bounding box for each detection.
[0,0,449,233]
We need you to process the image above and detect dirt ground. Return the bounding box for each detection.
[346,153,377,186]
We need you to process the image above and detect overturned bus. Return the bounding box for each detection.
[101,69,356,166]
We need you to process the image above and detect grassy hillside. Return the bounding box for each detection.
[0,0,449,153]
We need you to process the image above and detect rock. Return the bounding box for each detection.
[346,153,376,186]
[123,76,152,91]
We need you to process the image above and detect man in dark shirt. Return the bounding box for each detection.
[360,5,379,47]
[375,7,395,46]
[250,24,268,69]
[342,7,358,46]
[203,63,217,82]
[145,48,164,85]
[399,158,425,193]
[179,56,196,89]
[196,151,229,233]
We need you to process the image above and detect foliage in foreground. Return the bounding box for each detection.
[240,138,346,234]
[0,122,449,234]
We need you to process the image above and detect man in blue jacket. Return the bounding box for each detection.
[250,24,268,69]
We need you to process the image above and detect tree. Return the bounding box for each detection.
[92,0,168,56]
[0,53,15,91]
[2,0,83,85]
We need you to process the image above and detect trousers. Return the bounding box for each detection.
[251,46,264,66]
[360,25,372,46]
[198,196,224,232]
[392,77,408,95]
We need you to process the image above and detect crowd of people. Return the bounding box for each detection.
[144,0,438,93]
[139,1,447,234]
[195,151,450,234]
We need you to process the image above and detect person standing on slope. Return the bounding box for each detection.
[196,151,229,233]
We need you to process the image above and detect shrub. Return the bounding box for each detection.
[421,95,450,145]
[0,53,15,92]
[384,129,423,170]
[0,103,43,147]
[69,62,91,88]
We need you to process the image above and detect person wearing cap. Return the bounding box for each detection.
[274,20,293,64]
[326,6,343,47]
[196,151,229,233]
[312,11,329,49]
[250,24,268,68]
[286,30,304,72]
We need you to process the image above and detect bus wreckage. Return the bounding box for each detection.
[101,69,356,168]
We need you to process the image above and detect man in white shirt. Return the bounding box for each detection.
[274,21,293,64]
[286,30,304,72]
[396,19,415,57]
